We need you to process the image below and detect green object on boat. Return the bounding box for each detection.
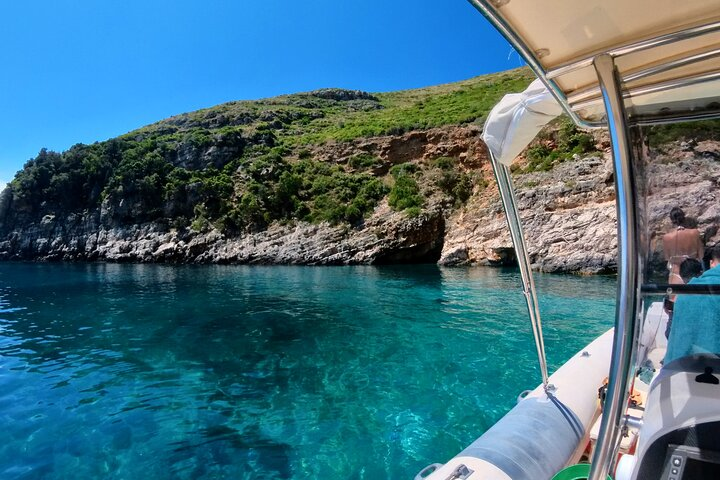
[551,463,613,480]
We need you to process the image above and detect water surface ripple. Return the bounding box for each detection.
[0,263,615,479]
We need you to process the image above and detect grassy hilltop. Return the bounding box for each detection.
[135,68,535,145]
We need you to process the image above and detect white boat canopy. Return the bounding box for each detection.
[469,0,720,126]
[481,79,563,166]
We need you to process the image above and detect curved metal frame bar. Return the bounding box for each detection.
[465,0,592,128]
[566,47,720,105]
[547,20,720,80]
[587,54,642,480]
[489,153,550,389]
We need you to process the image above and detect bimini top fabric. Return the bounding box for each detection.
[482,79,563,166]
[471,0,720,124]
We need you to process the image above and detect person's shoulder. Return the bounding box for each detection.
[694,266,720,283]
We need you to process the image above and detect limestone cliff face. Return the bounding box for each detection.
[1,126,718,272]
[441,138,720,273]
[440,154,618,273]
[0,126,472,266]
[0,201,445,265]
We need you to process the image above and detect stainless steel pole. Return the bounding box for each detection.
[587,54,642,480]
[489,153,550,389]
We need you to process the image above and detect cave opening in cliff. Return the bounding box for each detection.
[488,247,517,267]
[373,241,445,265]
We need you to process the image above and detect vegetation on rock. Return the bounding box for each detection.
[6,68,534,235]
[388,163,423,215]
[514,116,600,173]
[646,119,720,148]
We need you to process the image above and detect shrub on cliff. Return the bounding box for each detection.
[202,154,389,232]
[348,153,382,171]
[10,144,117,217]
[519,116,599,173]
[287,159,388,226]
[432,157,474,206]
[389,163,423,213]
[104,149,173,221]
[647,119,720,148]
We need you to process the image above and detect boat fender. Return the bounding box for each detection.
[414,463,442,480]
[456,397,585,480]
[614,454,637,480]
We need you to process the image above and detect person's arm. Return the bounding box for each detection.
[696,232,704,260]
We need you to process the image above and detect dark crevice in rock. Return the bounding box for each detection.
[487,247,517,267]
[372,240,444,265]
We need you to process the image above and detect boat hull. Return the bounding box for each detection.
[421,329,614,480]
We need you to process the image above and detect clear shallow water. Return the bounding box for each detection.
[0,263,615,479]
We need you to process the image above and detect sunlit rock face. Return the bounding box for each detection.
[440,138,720,274]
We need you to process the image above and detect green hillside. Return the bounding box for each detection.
[5,68,537,234]
[133,68,535,145]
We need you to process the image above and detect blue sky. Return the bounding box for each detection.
[0,0,522,189]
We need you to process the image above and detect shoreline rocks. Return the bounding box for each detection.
[0,200,447,266]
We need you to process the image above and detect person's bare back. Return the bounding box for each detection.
[662,207,704,283]
[663,227,704,283]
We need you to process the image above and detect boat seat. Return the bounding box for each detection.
[638,302,668,372]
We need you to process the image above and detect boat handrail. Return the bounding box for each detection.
[640,283,720,295]
[586,53,643,480]
[489,151,550,390]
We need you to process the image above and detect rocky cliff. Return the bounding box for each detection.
[3,128,718,272]
[0,126,475,265]
[1,69,718,272]
[443,136,720,273]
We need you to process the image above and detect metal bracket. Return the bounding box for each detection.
[489,155,550,389]
[444,464,475,480]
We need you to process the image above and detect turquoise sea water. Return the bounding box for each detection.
[0,263,615,479]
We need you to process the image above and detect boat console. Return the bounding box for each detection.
[657,445,720,480]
